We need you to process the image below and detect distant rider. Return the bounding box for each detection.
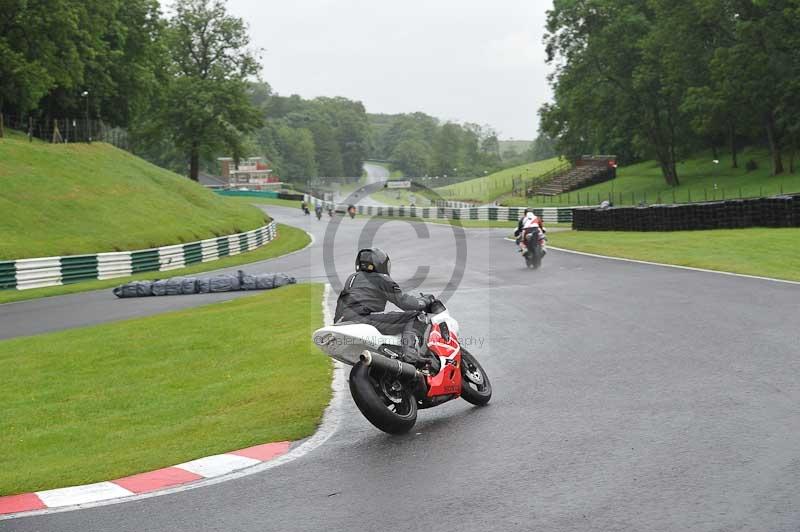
[334,248,435,367]
[515,211,545,253]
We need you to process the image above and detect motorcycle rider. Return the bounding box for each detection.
[315,203,323,219]
[334,248,435,367]
[516,211,545,253]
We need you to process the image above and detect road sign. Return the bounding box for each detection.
[386,180,411,189]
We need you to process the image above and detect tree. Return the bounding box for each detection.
[433,123,464,177]
[391,139,432,176]
[542,0,705,185]
[157,0,261,180]
[0,0,87,129]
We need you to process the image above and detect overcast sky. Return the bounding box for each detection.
[225,0,554,140]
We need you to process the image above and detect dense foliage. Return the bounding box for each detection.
[541,0,800,185]
[0,0,163,127]
[1,0,539,182]
[0,0,262,181]
[247,87,369,181]
[368,113,504,178]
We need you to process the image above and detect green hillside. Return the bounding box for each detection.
[503,147,800,207]
[0,132,266,260]
[435,157,565,203]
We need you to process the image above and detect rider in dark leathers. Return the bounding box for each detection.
[334,248,434,367]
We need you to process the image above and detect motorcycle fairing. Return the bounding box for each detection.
[313,324,401,365]
[425,322,462,397]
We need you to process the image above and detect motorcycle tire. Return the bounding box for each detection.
[349,362,418,434]
[460,349,492,406]
[531,248,542,269]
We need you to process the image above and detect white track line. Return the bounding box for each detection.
[1,283,345,520]
[503,236,800,286]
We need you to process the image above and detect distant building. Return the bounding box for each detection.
[218,157,281,188]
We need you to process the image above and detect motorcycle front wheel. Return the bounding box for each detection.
[460,349,492,406]
[349,362,418,434]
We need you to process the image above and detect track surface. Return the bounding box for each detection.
[4,206,800,531]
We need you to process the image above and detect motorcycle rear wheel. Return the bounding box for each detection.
[460,349,492,406]
[349,362,418,434]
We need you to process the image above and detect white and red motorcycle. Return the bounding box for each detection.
[313,299,491,434]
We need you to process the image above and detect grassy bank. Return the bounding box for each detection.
[434,158,564,203]
[503,147,800,207]
[548,228,800,281]
[0,284,330,495]
[0,223,310,304]
[0,131,265,259]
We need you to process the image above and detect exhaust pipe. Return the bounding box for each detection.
[360,350,420,382]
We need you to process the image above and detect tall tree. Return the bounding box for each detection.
[543,0,701,185]
[158,0,261,180]
[0,0,86,127]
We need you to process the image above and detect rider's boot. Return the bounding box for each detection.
[401,330,428,368]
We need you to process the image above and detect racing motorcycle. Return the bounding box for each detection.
[312,298,492,434]
[522,228,546,269]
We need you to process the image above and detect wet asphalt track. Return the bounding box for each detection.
[3,206,800,532]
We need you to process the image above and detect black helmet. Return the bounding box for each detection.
[356,248,390,275]
[524,207,533,214]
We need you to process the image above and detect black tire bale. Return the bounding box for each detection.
[181,277,198,294]
[152,279,168,296]
[254,273,275,289]
[196,277,211,293]
[238,270,257,290]
[165,277,183,296]
[209,274,240,292]
[135,281,153,297]
[272,273,297,287]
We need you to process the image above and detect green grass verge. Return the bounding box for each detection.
[434,158,565,203]
[0,130,265,259]
[0,283,330,495]
[0,224,310,304]
[548,228,800,281]
[502,147,800,207]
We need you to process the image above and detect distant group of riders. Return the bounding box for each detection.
[301,200,356,220]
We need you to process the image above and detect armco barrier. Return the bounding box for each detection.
[216,190,278,199]
[214,190,305,201]
[572,195,799,231]
[0,222,277,291]
[304,194,576,224]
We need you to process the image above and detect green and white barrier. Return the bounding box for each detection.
[304,194,576,224]
[0,222,277,291]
